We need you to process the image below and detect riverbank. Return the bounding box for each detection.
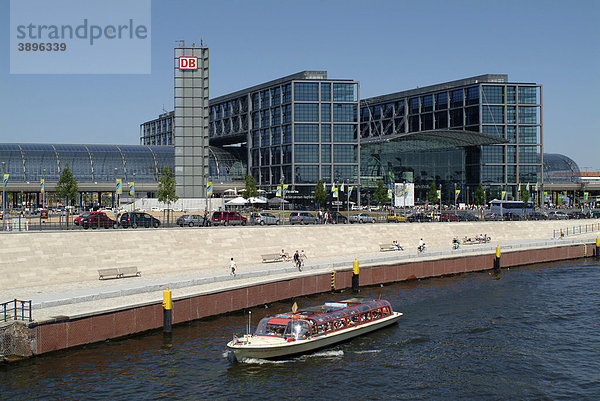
[1,221,599,359]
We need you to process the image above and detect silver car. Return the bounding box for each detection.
[349,213,376,224]
[548,211,568,220]
[177,214,210,227]
[250,212,280,225]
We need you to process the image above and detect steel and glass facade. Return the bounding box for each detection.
[360,74,543,203]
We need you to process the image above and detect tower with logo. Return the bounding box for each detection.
[174,44,209,198]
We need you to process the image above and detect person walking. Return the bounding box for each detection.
[229,257,237,276]
[293,250,301,271]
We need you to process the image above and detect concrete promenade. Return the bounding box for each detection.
[1,219,599,324]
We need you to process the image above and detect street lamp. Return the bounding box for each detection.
[114,167,118,210]
[2,162,5,231]
[132,172,136,211]
[42,168,46,209]
[279,175,285,223]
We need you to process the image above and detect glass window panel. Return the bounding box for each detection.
[451,89,464,108]
[482,145,504,163]
[294,145,319,163]
[482,105,504,124]
[294,83,319,101]
[507,86,516,104]
[333,144,357,163]
[482,86,504,104]
[421,113,433,130]
[294,103,319,122]
[321,165,331,182]
[519,106,538,124]
[282,125,292,144]
[518,87,538,104]
[271,126,281,145]
[435,111,448,129]
[321,144,331,163]
[507,106,516,123]
[519,126,539,144]
[321,83,331,101]
[333,165,357,182]
[333,104,357,122]
[435,92,448,110]
[409,97,419,114]
[295,165,319,183]
[482,165,504,184]
[421,95,433,112]
[518,146,538,163]
[466,87,479,105]
[321,124,331,142]
[333,125,356,142]
[321,104,331,122]
[465,106,479,125]
[333,83,357,101]
[506,126,517,143]
[294,124,319,142]
[450,109,463,127]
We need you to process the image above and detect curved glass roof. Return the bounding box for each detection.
[0,144,246,183]
[543,153,581,183]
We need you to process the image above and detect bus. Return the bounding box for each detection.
[489,200,534,217]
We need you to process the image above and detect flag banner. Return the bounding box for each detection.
[40,178,45,194]
[116,179,122,194]
[455,189,461,199]
[276,185,282,197]
[3,174,9,188]
[206,181,213,196]
[387,189,393,199]
[332,186,338,198]
[436,189,441,198]
[340,183,344,192]
[348,186,353,197]
[283,184,289,195]
[129,182,135,196]
[535,183,539,192]
[501,191,506,200]
[584,192,589,201]
[526,183,530,191]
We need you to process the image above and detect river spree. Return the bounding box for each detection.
[1,259,599,400]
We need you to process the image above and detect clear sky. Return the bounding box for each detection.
[1,0,599,170]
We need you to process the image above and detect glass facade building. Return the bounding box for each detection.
[360,74,543,203]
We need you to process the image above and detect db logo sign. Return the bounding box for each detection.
[178,57,198,70]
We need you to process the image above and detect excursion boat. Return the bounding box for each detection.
[227,298,402,361]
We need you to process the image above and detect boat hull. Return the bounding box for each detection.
[228,312,402,361]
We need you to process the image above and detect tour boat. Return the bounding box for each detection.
[227,298,402,361]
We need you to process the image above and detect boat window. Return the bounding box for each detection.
[255,317,287,337]
[372,309,381,319]
[284,320,311,339]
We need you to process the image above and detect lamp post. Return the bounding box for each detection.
[454,182,457,216]
[114,168,118,210]
[132,172,136,211]
[42,168,46,209]
[403,181,406,219]
[280,175,284,223]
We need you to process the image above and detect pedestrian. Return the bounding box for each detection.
[230,257,237,276]
[293,250,301,270]
[299,249,307,267]
[203,209,209,227]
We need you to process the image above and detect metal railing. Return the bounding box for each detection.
[554,223,600,239]
[1,299,32,322]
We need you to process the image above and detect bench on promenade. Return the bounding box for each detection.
[98,266,141,280]
[261,253,288,263]
[379,244,403,252]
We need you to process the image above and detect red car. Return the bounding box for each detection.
[439,212,460,222]
[211,211,247,226]
[81,213,116,229]
[75,211,108,225]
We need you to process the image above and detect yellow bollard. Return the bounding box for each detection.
[596,237,600,259]
[162,287,173,333]
[494,246,501,271]
[352,258,360,293]
[330,272,336,291]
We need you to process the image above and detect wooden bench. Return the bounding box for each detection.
[261,253,288,263]
[379,244,403,252]
[98,266,141,280]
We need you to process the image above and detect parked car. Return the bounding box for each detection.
[176,214,210,227]
[329,211,348,224]
[592,209,600,218]
[74,211,92,225]
[289,212,317,225]
[387,211,406,223]
[407,213,432,223]
[567,210,587,219]
[211,211,247,226]
[483,212,503,221]
[119,212,161,228]
[528,211,548,220]
[548,210,569,220]
[458,212,480,222]
[349,213,376,224]
[439,212,460,222]
[81,214,117,229]
[250,212,280,225]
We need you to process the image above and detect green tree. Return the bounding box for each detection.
[474,184,486,206]
[56,163,78,228]
[243,174,259,199]
[374,180,388,206]
[157,166,178,225]
[314,180,328,207]
[520,186,530,203]
[428,182,438,205]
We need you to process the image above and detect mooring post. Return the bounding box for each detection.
[330,271,336,291]
[596,236,599,259]
[162,287,173,333]
[494,245,501,271]
[352,258,360,293]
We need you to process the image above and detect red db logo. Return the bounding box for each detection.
[178,57,198,70]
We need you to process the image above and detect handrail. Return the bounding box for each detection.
[554,223,600,239]
[1,299,32,322]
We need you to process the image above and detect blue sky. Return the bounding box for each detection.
[1,0,599,170]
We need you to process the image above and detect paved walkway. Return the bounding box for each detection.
[2,232,597,325]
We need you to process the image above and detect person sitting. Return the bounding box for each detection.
[392,240,403,251]
[452,237,460,249]
[280,249,289,261]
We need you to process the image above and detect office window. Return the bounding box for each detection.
[295,165,319,183]
[507,86,516,104]
[450,109,463,127]
[435,92,448,110]
[321,124,331,142]
[294,124,319,142]
[482,125,504,137]
[333,165,357,181]
[506,126,516,143]
[465,106,479,125]
[482,165,504,183]
[482,145,504,163]
[482,86,504,104]
[409,115,419,132]
[321,104,331,122]
[271,87,280,106]
[333,104,357,122]
[409,97,419,114]
[321,165,331,182]
[321,83,331,101]
[333,144,357,163]
[294,104,319,122]
[466,87,479,105]
[421,113,433,131]
[260,90,270,108]
[482,105,504,124]
[435,111,448,129]
[295,145,319,163]
[519,146,538,163]
[271,126,281,145]
[282,144,292,163]
[272,107,281,126]
[333,125,356,142]
[294,83,319,101]
[282,105,292,123]
[321,144,331,163]
[395,100,405,116]
[261,129,270,147]
[421,95,433,112]
[282,84,292,103]
[451,89,463,108]
[519,106,538,124]
[282,125,292,144]
[333,83,357,101]
[518,87,538,104]
[519,126,539,144]
[507,106,516,123]
[507,146,516,163]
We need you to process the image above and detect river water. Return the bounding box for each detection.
[1,259,599,400]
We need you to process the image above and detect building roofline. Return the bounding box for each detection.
[361,74,513,104]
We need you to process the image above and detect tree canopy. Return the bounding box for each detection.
[428,182,438,205]
[314,180,328,207]
[474,185,486,206]
[56,163,78,205]
[157,166,178,205]
[243,174,259,199]
[374,180,388,206]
